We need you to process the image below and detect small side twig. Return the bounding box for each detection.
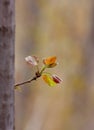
[14,72,41,88]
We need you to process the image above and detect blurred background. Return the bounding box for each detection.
[15,0,94,130]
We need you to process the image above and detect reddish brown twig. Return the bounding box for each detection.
[14,72,41,88]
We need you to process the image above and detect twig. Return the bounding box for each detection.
[14,73,41,88]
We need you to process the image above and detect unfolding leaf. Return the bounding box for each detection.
[25,56,39,66]
[52,74,63,83]
[43,56,57,68]
[15,86,22,92]
[42,74,56,87]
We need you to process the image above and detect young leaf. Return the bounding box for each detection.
[15,86,22,92]
[25,56,39,66]
[42,74,56,87]
[43,56,57,68]
[52,74,63,83]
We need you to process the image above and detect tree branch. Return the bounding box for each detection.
[14,73,41,88]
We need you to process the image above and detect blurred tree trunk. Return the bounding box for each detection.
[71,1,94,129]
[0,0,15,130]
[84,1,94,129]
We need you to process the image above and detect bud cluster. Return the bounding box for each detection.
[25,56,63,87]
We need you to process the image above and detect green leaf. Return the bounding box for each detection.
[15,86,22,92]
[42,74,56,87]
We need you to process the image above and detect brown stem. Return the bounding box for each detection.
[14,75,40,88]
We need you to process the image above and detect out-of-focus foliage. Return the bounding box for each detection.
[15,0,94,130]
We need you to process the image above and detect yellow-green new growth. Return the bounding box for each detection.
[15,56,63,88]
